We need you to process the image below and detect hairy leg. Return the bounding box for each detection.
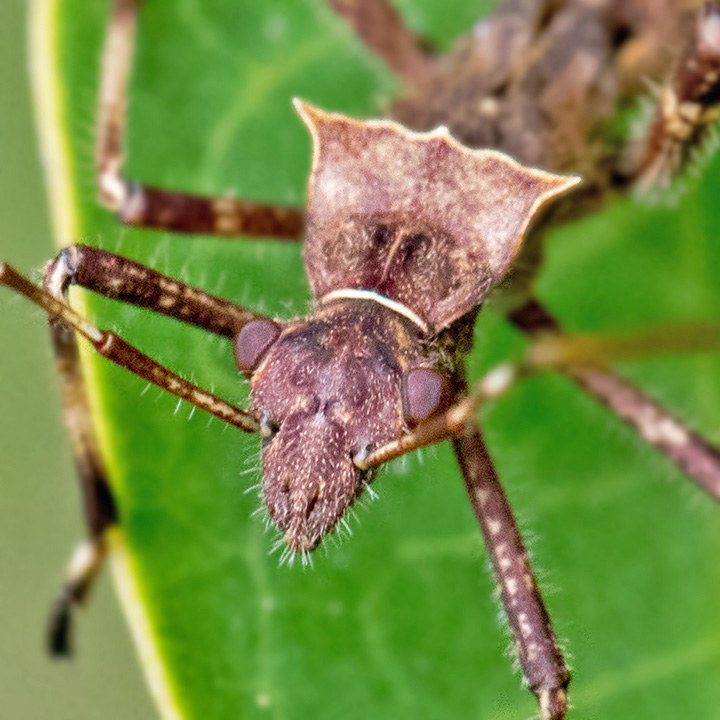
[359,314,720,494]
[98,0,303,239]
[454,423,570,720]
[1,259,263,649]
[3,241,277,651]
[45,244,270,341]
[0,262,260,431]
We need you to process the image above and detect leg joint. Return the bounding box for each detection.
[44,245,82,299]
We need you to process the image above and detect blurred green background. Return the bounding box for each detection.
[0,2,154,718]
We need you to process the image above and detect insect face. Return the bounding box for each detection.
[240,102,579,555]
[249,300,432,552]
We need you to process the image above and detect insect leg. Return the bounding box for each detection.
[630,3,720,189]
[45,315,117,656]
[45,244,270,340]
[566,365,720,500]
[361,313,720,489]
[453,423,570,720]
[19,241,275,652]
[510,298,720,501]
[98,0,303,239]
[325,0,434,86]
[357,363,524,468]
[0,262,260,433]
[9,244,270,653]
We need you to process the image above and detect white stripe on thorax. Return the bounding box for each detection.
[319,288,429,334]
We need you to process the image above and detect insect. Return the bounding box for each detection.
[3,1,720,719]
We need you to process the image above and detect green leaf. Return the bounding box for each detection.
[36,1,720,718]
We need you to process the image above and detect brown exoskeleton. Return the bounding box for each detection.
[252,104,580,558]
[3,1,720,719]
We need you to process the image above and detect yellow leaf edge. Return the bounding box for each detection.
[28,1,184,717]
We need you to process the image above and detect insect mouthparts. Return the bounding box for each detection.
[282,525,319,554]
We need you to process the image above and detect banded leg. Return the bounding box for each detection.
[631,3,720,189]
[325,0,434,85]
[45,244,269,342]
[359,316,720,475]
[509,298,720,501]
[98,0,303,238]
[0,262,261,431]
[454,424,570,720]
[15,243,273,652]
[46,316,117,656]
[360,394,572,717]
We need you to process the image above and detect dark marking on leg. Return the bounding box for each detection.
[47,538,107,657]
[32,232,280,654]
[41,282,118,655]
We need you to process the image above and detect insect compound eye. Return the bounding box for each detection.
[402,367,447,425]
[234,319,281,375]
